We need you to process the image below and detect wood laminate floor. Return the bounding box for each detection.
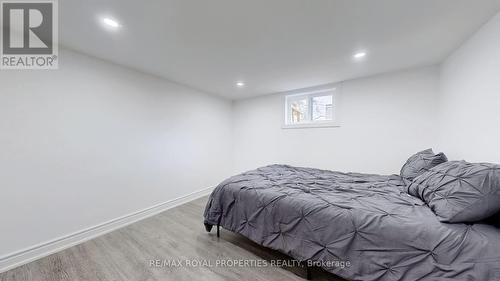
[0,197,346,281]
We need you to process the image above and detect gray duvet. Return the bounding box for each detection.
[203,165,500,281]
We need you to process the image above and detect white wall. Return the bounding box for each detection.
[232,66,440,175]
[0,49,232,259]
[437,11,500,163]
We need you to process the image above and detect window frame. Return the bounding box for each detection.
[282,87,340,129]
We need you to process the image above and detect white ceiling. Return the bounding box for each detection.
[60,0,500,99]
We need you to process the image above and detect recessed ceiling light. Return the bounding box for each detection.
[102,17,121,28]
[236,81,245,87]
[353,52,367,59]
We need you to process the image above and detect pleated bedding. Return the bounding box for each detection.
[203,165,500,281]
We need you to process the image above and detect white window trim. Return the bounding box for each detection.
[282,86,341,129]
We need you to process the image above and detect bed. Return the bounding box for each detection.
[203,164,500,281]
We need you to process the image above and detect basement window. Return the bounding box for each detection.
[283,88,339,128]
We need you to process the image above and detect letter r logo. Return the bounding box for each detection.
[2,2,53,54]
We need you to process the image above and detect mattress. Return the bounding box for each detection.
[203,165,500,281]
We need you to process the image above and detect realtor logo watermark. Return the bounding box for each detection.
[1,0,58,69]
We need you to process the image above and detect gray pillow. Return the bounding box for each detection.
[408,161,500,223]
[400,149,448,183]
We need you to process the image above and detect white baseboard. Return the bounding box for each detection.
[0,186,214,273]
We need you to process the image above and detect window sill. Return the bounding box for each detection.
[282,122,340,129]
